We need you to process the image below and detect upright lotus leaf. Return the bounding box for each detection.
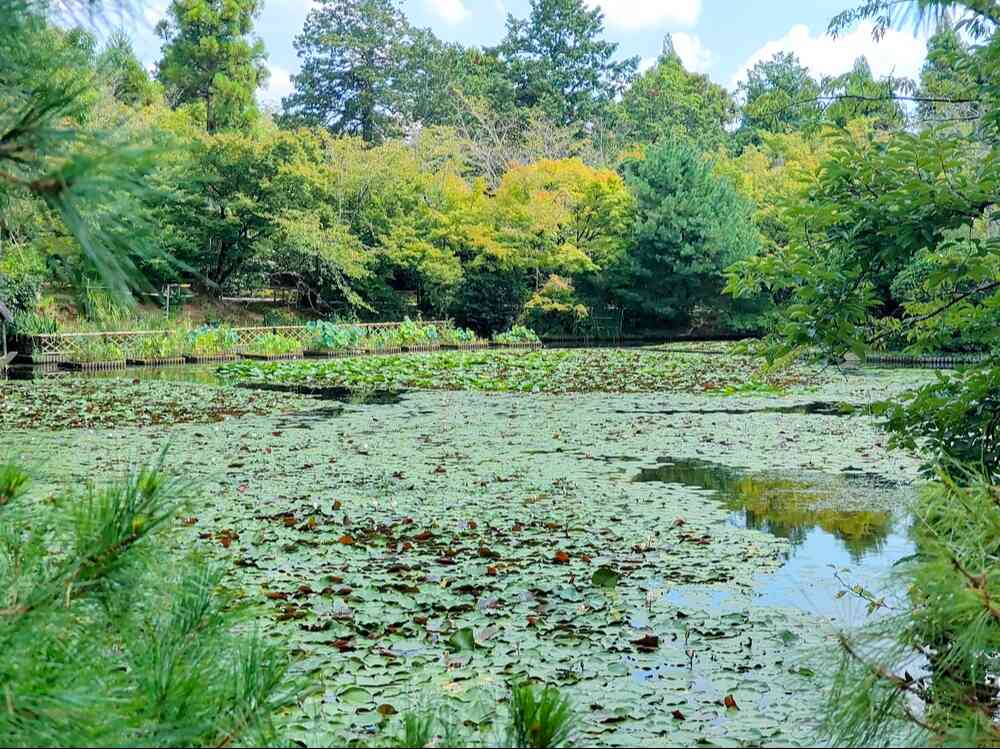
[592,566,619,589]
[448,627,476,652]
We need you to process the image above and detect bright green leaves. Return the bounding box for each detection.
[616,42,735,151]
[283,0,422,142]
[497,0,637,127]
[727,126,1000,362]
[216,348,815,395]
[492,158,634,277]
[162,124,374,301]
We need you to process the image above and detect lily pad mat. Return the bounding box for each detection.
[0,377,312,431]
[14,374,926,747]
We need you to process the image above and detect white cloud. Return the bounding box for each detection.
[731,22,927,90]
[585,0,701,30]
[672,32,712,73]
[261,65,294,106]
[424,0,470,25]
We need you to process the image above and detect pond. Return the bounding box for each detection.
[5,349,929,747]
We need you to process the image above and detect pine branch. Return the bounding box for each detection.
[950,555,1000,623]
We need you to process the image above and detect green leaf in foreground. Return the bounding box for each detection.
[591,566,619,588]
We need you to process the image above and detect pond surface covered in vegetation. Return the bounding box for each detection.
[7,351,930,746]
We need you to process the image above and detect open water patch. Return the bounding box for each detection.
[634,457,914,623]
[237,383,405,405]
[617,401,860,417]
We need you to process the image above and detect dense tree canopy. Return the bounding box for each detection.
[282,0,414,142]
[735,52,824,146]
[3,0,1000,746]
[723,5,1000,742]
[0,0,942,338]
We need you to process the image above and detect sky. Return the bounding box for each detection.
[124,0,931,106]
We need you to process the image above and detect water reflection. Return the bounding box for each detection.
[634,458,896,563]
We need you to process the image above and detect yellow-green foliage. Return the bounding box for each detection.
[713,130,826,253]
[376,156,633,315]
[491,158,634,273]
[522,275,589,336]
[714,120,880,254]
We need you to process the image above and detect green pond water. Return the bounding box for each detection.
[6,360,929,747]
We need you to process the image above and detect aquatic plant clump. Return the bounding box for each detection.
[124,329,189,362]
[186,325,241,358]
[243,332,303,358]
[306,321,366,352]
[493,325,541,345]
[217,348,822,395]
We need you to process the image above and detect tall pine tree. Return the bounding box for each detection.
[498,0,637,127]
[283,0,413,142]
[617,35,735,151]
[155,0,268,133]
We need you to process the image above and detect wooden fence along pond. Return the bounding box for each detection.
[13,321,985,372]
[23,320,541,370]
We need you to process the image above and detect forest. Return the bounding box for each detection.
[1,0,999,747]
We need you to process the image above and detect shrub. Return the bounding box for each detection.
[876,359,1000,481]
[185,325,240,357]
[245,332,301,357]
[520,275,589,338]
[493,325,540,345]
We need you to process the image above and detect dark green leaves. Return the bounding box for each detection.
[590,566,618,589]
